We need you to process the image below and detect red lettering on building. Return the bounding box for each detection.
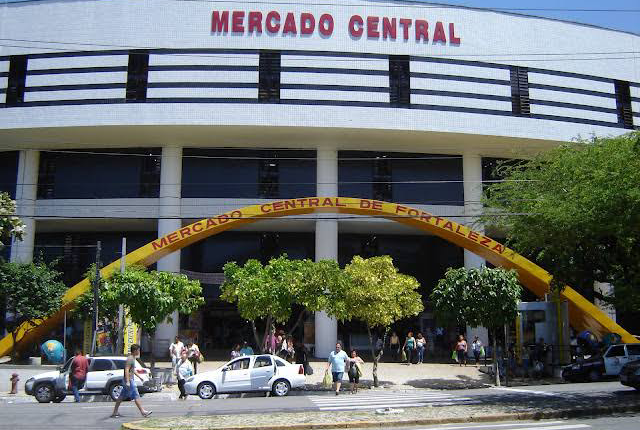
[296,198,308,207]
[232,11,245,33]
[479,236,492,248]
[399,18,412,40]
[284,200,297,210]
[349,15,364,38]
[367,16,380,38]
[273,201,284,211]
[318,14,334,36]
[206,218,217,228]
[309,198,320,207]
[382,17,397,39]
[218,214,229,224]
[468,230,479,242]
[455,225,466,236]
[408,208,419,217]
[300,13,315,35]
[211,11,229,33]
[395,205,408,214]
[442,221,454,231]
[415,20,428,42]
[360,199,372,208]
[179,227,192,239]
[335,198,347,207]
[192,222,203,233]
[152,237,168,250]
[420,212,432,223]
[266,11,281,33]
[492,243,505,254]
[434,217,444,226]
[433,21,446,43]
[322,198,334,207]
[230,210,243,218]
[372,201,383,210]
[248,11,263,33]
[283,12,297,34]
[167,232,179,244]
[261,204,272,213]
[449,23,461,44]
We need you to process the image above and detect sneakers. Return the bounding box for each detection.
[142,411,153,418]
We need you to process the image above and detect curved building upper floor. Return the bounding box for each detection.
[0,0,638,155]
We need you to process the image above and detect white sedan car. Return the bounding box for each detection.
[184,354,305,399]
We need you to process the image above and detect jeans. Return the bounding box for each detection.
[71,376,85,402]
[178,379,187,398]
[406,347,414,364]
[416,346,425,363]
[473,350,481,364]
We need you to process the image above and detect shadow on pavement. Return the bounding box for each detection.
[405,373,492,389]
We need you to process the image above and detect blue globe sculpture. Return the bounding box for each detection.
[41,340,65,364]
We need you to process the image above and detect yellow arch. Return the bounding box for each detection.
[0,197,634,356]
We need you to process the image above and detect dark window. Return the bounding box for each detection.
[126,51,149,102]
[37,155,56,199]
[113,360,126,370]
[259,51,281,102]
[259,157,279,198]
[0,151,19,198]
[139,153,161,198]
[606,345,625,357]
[627,345,640,356]
[253,356,272,368]
[510,66,530,116]
[91,359,114,371]
[372,156,392,201]
[274,358,287,367]
[6,55,28,107]
[614,80,633,129]
[389,55,410,108]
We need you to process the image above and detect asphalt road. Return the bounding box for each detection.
[1,382,638,430]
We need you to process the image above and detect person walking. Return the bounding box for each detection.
[230,344,242,359]
[264,325,277,354]
[455,335,468,367]
[347,350,364,394]
[186,340,201,374]
[110,344,152,418]
[239,341,254,356]
[169,336,184,368]
[69,348,89,402]
[325,342,348,395]
[175,351,194,400]
[403,331,416,365]
[416,333,426,364]
[389,332,400,362]
[471,336,483,366]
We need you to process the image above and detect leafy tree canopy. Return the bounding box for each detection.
[0,260,67,355]
[430,266,522,330]
[481,132,640,311]
[0,192,25,249]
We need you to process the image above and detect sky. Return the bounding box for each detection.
[2,0,639,34]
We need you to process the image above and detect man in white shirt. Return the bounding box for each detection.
[169,336,184,368]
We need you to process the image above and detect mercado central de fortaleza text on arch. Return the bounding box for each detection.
[0,0,638,358]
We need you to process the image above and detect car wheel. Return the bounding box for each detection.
[197,382,216,400]
[272,379,291,397]
[34,383,56,403]
[588,369,602,382]
[53,394,66,403]
[109,382,126,401]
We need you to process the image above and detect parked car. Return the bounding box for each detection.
[24,355,158,403]
[620,359,640,390]
[562,343,640,382]
[184,354,305,399]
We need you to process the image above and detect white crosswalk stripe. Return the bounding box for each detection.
[307,391,480,411]
[412,422,590,430]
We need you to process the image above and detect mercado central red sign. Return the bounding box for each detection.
[211,11,461,44]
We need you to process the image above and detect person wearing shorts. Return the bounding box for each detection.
[347,350,364,394]
[111,344,152,418]
[325,342,348,395]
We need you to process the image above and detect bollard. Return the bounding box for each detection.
[9,373,19,394]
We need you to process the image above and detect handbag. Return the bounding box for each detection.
[356,363,363,378]
[304,363,314,375]
[322,370,332,388]
[452,350,458,362]
[480,346,485,357]
[401,349,407,361]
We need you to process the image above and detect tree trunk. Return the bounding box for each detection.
[287,310,306,338]
[493,328,500,386]
[148,331,156,382]
[367,326,379,387]
[251,320,263,353]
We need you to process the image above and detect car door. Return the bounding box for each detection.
[85,358,116,390]
[604,345,626,375]
[56,358,75,393]
[625,345,640,363]
[219,357,251,393]
[251,356,275,391]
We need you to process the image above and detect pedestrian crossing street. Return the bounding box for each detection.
[306,390,480,411]
[412,423,591,430]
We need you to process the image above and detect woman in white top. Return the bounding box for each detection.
[186,340,201,374]
[169,336,184,368]
[175,351,194,400]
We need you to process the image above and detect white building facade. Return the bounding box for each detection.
[0,0,638,357]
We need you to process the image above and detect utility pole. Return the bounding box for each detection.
[90,241,102,356]
[116,237,126,354]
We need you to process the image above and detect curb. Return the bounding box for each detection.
[121,403,640,430]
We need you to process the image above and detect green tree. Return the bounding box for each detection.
[0,192,25,251]
[430,266,522,385]
[0,260,67,361]
[331,255,423,387]
[481,131,640,312]
[221,255,335,352]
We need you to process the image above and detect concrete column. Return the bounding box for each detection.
[462,153,489,348]
[315,148,338,358]
[10,150,39,264]
[153,146,183,356]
